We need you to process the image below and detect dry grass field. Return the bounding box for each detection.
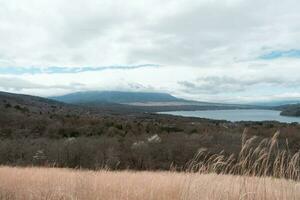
[0,166,299,200]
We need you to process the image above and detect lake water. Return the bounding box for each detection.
[159,109,300,123]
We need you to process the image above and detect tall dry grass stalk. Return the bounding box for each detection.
[187,130,300,181]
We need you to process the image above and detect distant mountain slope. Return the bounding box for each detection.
[253,100,300,107]
[51,91,264,113]
[0,91,85,118]
[277,104,300,117]
[51,91,184,104]
[0,91,63,108]
[0,91,64,112]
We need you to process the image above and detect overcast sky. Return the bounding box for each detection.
[1,0,300,103]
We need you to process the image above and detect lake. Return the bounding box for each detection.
[159,109,300,123]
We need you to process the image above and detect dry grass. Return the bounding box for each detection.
[187,130,300,180]
[0,166,299,200]
[0,131,299,200]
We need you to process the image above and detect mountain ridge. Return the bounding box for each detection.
[51,91,188,104]
[0,91,271,114]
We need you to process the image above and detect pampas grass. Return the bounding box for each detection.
[187,130,300,180]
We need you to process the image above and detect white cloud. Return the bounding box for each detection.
[0,0,300,102]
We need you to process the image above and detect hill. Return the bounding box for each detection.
[0,91,85,117]
[277,103,300,117]
[51,91,183,104]
[0,91,91,138]
[251,100,300,107]
[0,91,66,112]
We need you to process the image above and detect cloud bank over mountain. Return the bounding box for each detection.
[1,0,300,102]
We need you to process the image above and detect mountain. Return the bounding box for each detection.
[253,100,300,107]
[0,91,257,118]
[277,103,300,117]
[51,91,263,113]
[51,91,185,104]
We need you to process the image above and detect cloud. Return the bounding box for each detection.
[0,76,86,92]
[0,77,45,90]
[1,0,300,102]
[2,0,300,67]
[178,75,300,95]
[0,64,159,75]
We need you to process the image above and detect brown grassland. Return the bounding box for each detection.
[0,167,299,200]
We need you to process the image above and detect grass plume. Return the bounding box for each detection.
[187,130,299,180]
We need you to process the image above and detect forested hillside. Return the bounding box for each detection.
[0,92,299,170]
[279,104,300,117]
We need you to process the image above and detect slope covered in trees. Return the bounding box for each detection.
[0,91,299,170]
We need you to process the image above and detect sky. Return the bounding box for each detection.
[1,0,300,103]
